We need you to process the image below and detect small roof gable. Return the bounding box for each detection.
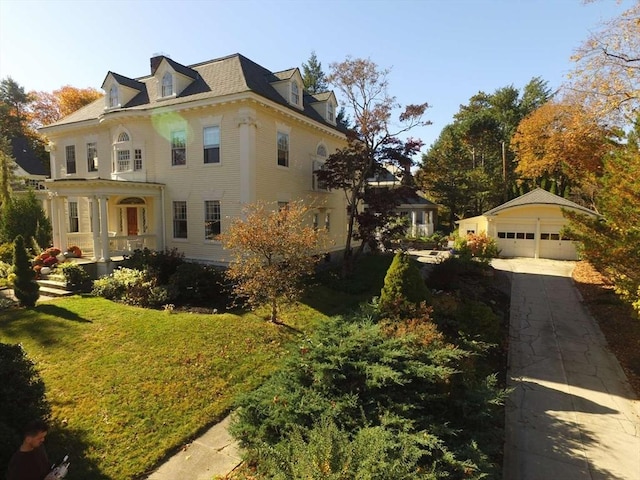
[272,68,298,81]
[308,91,334,103]
[158,56,198,79]
[101,71,146,91]
[484,188,598,216]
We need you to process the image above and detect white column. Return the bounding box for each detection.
[237,108,257,205]
[91,197,101,261]
[99,196,110,262]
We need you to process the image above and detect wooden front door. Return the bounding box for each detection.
[127,208,138,235]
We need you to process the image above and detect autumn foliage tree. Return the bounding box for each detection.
[221,201,327,323]
[511,100,610,201]
[29,85,102,128]
[565,120,640,314]
[567,3,639,124]
[317,58,429,275]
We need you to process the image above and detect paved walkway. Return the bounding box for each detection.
[146,415,242,480]
[493,258,640,480]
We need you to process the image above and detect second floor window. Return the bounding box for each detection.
[173,201,187,239]
[87,142,98,172]
[162,72,173,97]
[277,132,289,167]
[117,149,131,172]
[171,130,186,166]
[203,126,220,164]
[65,145,76,174]
[134,149,143,170]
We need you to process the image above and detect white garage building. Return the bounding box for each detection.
[457,188,599,260]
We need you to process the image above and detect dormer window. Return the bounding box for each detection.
[161,72,174,97]
[109,85,119,108]
[291,82,300,106]
[328,103,335,123]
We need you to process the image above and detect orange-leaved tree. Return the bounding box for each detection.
[221,200,328,324]
[511,100,611,201]
[30,86,102,128]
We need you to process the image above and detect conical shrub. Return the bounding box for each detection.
[379,251,429,315]
[12,235,39,307]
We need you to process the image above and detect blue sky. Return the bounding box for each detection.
[0,0,633,150]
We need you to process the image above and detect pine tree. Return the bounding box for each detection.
[12,235,39,307]
[301,51,328,94]
[379,251,429,314]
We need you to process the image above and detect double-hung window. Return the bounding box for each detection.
[173,201,187,238]
[65,145,76,174]
[87,142,98,172]
[161,72,173,97]
[203,126,220,164]
[108,85,118,108]
[134,149,143,170]
[204,200,221,239]
[171,130,186,166]
[277,132,289,167]
[291,82,299,105]
[68,201,79,232]
[328,103,335,122]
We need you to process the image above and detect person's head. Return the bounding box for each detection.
[22,419,49,450]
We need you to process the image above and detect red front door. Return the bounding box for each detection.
[127,208,138,236]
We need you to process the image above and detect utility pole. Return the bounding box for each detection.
[502,141,507,202]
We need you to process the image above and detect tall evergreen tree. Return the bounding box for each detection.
[301,51,328,94]
[12,235,39,307]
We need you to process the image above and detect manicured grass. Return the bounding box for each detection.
[0,254,395,479]
[0,296,324,479]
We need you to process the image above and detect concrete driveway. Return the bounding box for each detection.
[492,258,640,480]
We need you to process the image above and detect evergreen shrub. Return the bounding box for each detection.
[231,314,505,478]
[0,343,50,474]
[12,235,39,307]
[121,248,184,285]
[379,251,429,315]
[59,262,90,291]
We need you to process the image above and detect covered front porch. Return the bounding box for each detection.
[41,178,165,271]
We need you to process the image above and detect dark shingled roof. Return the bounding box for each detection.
[162,57,198,79]
[103,71,146,91]
[11,135,48,176]
[484,188,598,216]
[44,53,344,133]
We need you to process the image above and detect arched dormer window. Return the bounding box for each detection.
[291,82,300,106]
[109,85,119,108]
[161,72,173,97]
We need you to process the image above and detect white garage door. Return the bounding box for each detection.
[496,223,536,258]
[539,224,578,260]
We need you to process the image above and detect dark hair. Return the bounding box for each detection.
[23,419,48,438]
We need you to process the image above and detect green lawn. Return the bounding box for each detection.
[0,254,394,479]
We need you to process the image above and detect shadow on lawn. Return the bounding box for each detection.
[47,423,110,480]
[37,304,91,323]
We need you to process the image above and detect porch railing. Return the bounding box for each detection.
[64,233,158,258]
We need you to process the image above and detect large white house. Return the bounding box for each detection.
[39,54,349,274]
